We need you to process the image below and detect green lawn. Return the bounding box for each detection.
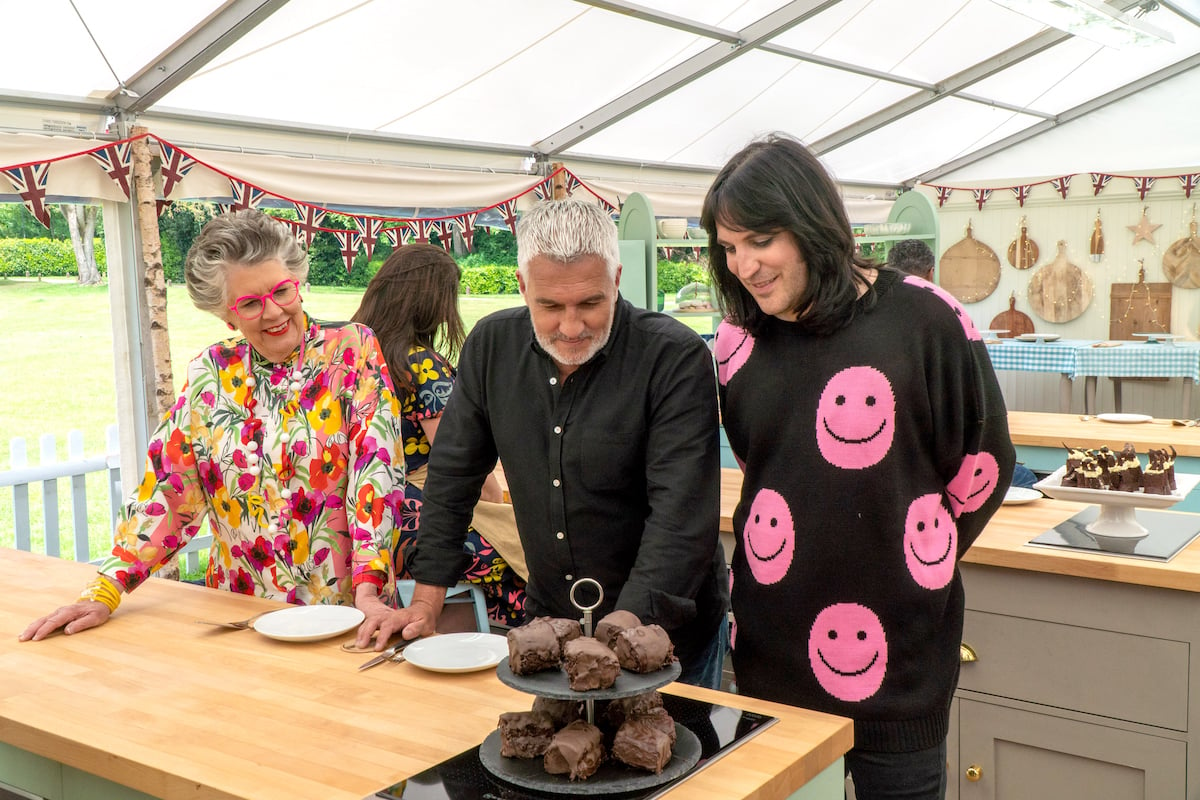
[0,277,711,561]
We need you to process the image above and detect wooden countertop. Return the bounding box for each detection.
[1008,410,1200,454]
[0,549,851,800]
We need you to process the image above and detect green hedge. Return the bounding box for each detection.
[0,238,107,278]
[461,264,519,295]
[655,259,707,294]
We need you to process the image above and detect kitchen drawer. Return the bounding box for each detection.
[960,610,1188,730]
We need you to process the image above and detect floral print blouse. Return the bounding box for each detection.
[99,316,404,606]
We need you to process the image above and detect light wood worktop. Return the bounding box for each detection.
[1007,410,1200,454]
[0,548,851,800]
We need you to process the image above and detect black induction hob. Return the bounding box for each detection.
[370,694,778,800]
[1028,506,1200,561]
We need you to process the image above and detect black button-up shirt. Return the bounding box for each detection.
[411,297,727,669]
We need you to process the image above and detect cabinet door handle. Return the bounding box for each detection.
[960,642,978,663]
[965,764,983,782]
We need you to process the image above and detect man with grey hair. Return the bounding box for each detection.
[381,198,729,688]
[886,238,935,282]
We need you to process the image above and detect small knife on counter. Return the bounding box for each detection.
[358,638,417,671]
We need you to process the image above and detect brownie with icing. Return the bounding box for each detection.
[614,624,675,673]
[497,710,555,758]
[563,637,621,690]
[594,609,641,649]
[543,720,605,780]
[507,618,562,675]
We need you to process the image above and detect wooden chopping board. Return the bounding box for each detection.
[1028,240,1093,323]
[940,221,1001,304]
[989,293,1034,337]
[1007,221,1039,270]
[1163,217,1200,289]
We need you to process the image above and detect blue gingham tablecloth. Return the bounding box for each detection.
[984,339,1092,376]
[1074,341,1200,383]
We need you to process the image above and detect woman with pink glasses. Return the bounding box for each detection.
[22,210,406,643]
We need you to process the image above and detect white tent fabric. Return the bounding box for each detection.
[4,0,1198,203]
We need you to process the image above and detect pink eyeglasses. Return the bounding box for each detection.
[228,278,302,320]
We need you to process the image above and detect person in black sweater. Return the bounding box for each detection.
[702,133,1014,800]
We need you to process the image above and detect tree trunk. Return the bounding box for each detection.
[131,125,180,580]
[62,204,101,284]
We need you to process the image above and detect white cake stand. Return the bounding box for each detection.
[1033,467,1200,553]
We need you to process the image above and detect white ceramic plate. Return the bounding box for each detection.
[1003,486,1043,505]
[402,632,509,673]
[1033,466,1200,510]
[1097,413,1152,424]
[253,605,364,642]
[1133,333,1180,341]
[1015,333,1060,342]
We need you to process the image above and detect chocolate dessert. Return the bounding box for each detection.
[602,691,664,730]
[543,720,605,780]
[507,618,563,675]
[532,696,582,728]
[563,637,620,690]
[497,710,555,758]
[594,609,641,649]
[613,624,675,673]
[536,616,583,649]
[1144,450,1171,494]
[612,716,674,774]
[1112,443,1143,492]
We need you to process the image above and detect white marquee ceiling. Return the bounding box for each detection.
[4,0,1199,199]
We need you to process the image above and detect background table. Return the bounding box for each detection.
[1074,341,1200,416]
[984,339,1094,413]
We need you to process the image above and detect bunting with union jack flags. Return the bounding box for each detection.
[531,178,554,202]
[451,212,480,251]
[330,229,361,274]
[382,226,413,248]
[1010,185,1032,207]
[934,186,953,207]
[157,140,197,199]
[218,179,269,214]
[1181,174,1200,199]
[972,188,992,211]
[2,163,52,228]
[1132,176,1156,201]
[353,216,385,261]
[494,200,519,235]
[289,202,326,248]
[1090,173,1112,196]
[1050,175,1072,199]
[87,142,134,198]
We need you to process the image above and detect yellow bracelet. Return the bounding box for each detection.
[78,576,122,614]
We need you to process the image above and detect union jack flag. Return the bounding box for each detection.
[1180,174,1200,199]
[222,179,268,212]
[451,212,480,251]
[532,178,554,202]
[157,140,197,198]
[353,216,385,261]
[330,229,361,274]
[563,172,582,197]
[1090,173,1112,196]
[433,220,455,253]
[1050,175,1072,199]
[382,226,412,248]
[1011,185,1032,207]
[1132,176,1156,201]
[933,186,953,207]
[87,142,133,198]
[291,202,326,248]
[972,188,992,211]
[494,200,519,235]
[157,199,174,217]
[272,217,306,246]
[411,218,441,244]
[600,197,618,216]
[2,162,52,228]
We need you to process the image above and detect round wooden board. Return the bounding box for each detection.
[989,294,1034,337]
[1162,223,1200,289]
[1027,242,1093,323]
[1007,227,1039,270]
[940,226,1001,304]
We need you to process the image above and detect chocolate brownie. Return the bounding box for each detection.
[543,720,605,780]
[613,624,674,673]
[593,609,640,649]
[507,619,562,675]
[563,637,620,690]
[612,716,673,774]
[497,710,555,758]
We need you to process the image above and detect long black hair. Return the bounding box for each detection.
[351,244,465,399]
[701,133,876,337]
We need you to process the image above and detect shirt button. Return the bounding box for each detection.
[565,574,573,581]
[553,426,562,435]
[549,377,558,385]
[553,478,561,487]
[556,531,565,540]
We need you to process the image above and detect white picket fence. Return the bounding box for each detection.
[0,425,208,572]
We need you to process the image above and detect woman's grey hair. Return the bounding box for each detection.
[184,210,310,316]
[516,198,620,279]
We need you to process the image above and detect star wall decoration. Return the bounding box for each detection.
[1128,207,1162,246]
